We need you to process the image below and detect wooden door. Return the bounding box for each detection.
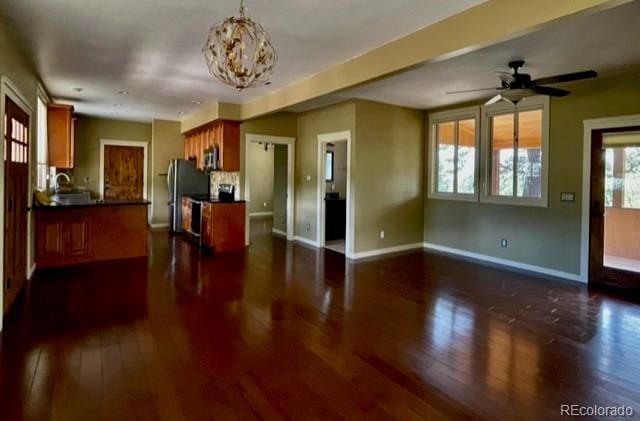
[589,126,640,292]
[4,97,30,315]
[103,145,144,199]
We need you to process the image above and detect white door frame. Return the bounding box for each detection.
[99,138,149,199]
[580,113,640,283]
[244,133,296,245]
[317,130,354,257]
[0,76,34,331]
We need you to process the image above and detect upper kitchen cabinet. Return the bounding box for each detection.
[184,120,240,172]
[48,104,76,169]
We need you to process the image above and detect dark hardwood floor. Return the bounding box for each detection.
[2,218,640,420]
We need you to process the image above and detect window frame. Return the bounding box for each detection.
[35,84,50,191]
[428,106,481,202]
[480,95,549,207]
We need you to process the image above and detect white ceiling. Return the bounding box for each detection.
[287,0,640,112]
[0,0,485,122]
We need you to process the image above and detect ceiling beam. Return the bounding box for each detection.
[237,0,626,120]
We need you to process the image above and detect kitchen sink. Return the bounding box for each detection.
[50,191,91,205]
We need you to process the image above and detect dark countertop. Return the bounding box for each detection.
[35,199,151,210]
[185,194,246,204]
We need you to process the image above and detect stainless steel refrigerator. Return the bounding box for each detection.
[167,159,209,232]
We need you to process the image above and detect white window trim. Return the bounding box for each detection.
[427,106,481,202]
[480,95,549,207]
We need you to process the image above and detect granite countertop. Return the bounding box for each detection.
[185,194,246,204]
[35,199,151,209]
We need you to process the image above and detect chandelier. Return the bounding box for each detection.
[202,0,278,91]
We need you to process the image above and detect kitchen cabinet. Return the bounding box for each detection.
[48,104,76,169]
[182,198,245,252]
[36,201,150,268]
[36,209,88,262]
[201,201,245,252]
[184,120,240,171]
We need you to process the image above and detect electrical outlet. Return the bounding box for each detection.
[263,202,267,208]
[380,230,385,239]
[501,239,508,248]
[306,223,311,231]
[306,175,311,181]
[84,177,90,182]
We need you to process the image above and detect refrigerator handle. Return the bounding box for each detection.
[167,162,173,202]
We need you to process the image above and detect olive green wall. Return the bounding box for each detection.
[248,141,274,214]
[424,72,640,275]
[295,101,356,242]
[239,112,297,205]
[151,119,182,225]
[273,144,288,233]
[73,116,152,199]
[354,100,425,252]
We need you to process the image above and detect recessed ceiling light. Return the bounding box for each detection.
[192,100,202,105]
[72,87,83,92]
[116,90,128,95]
[112,103,122,107]
[178,111,185,115]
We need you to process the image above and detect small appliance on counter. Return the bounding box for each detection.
[218,184,235,201]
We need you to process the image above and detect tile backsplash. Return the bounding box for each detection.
[210,171,240,200]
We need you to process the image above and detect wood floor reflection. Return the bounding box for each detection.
[2,219,640,420]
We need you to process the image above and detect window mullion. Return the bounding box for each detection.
[513,112,519,198]
[453,121,459,194]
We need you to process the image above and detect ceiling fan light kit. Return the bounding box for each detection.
[203,0,278,91]
[447,60,598,106]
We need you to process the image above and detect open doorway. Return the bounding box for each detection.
[244,134,295,244]
[317,131,352,256]
[587,123,640,291]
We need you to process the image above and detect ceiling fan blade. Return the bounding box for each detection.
[495,71,516,84]
[446,87,502,94]
[533,86,571,97]
[485,94,506,106]
[533,70,598,85]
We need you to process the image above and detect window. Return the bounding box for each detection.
[36,96,48,190]
[481,96,549,207]
[428,106,480,201]
[325,150,334,182]
[604,133,640,209]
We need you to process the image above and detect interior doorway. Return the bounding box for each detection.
[3,96,30,316]
[317,131,353,256]
[588,125,640,291]
[244,134,295,245]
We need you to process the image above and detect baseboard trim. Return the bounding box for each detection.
[250,212,274,218]
[423,242,583,283]
[294,236,320,248]
[150,223,169,229]
[272,228,287,237]
[349,243,424,260]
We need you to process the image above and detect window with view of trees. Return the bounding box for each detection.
[605,145,640,209]
[482,96,548,207]
[429,107,479,201]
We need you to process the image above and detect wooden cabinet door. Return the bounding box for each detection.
[37,216,64,260]
[201,203,213,247]
[211,202,245,252]
[48,104,74,169]
[103,145,145,199]
[220,121,240,171]
[182,198,191,232]
[63,217,88,257]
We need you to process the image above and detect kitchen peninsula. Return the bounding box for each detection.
[35,200,150,268]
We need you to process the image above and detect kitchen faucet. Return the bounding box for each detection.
[54,172,71,192]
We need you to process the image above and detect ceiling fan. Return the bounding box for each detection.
[447,60,598,105]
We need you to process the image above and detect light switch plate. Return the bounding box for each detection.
[560,192,575,202]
